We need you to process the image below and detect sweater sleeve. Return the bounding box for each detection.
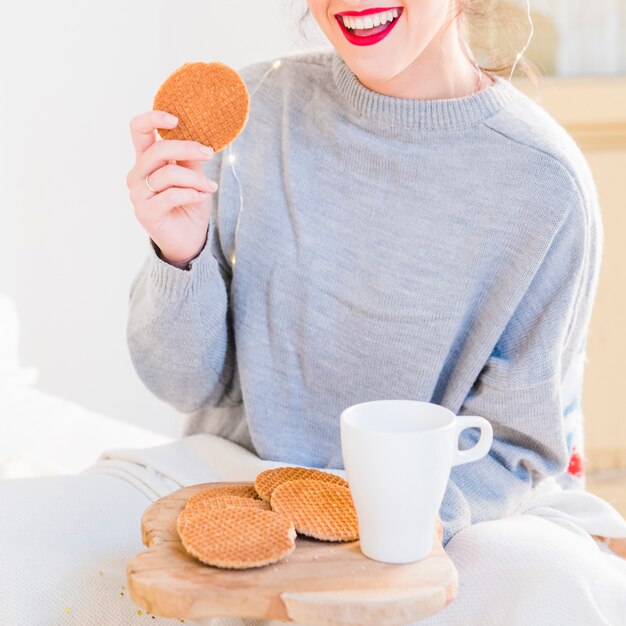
[439,172,603,545]
[126,149,237,413]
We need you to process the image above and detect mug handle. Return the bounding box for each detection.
[451,415,493,466]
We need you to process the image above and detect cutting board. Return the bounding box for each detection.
[127,481,458,625]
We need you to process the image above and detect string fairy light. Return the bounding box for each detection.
[225,2,534,267]
[509,0,535,80]
[227,57,289,268]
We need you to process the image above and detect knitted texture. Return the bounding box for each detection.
[127,49,603,546]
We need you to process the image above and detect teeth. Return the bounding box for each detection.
[341,9,398,30]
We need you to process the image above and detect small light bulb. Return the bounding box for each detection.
[273,59,282,69]
[227,152,236,164]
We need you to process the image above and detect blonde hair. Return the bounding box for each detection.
[457,0,540,86]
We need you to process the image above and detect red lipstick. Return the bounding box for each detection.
[335,7,403,47]
[335,6,402,16]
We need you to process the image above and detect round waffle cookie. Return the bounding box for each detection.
[153,61,249,152]
[177,506,296,569]
[270,479,359,542]
[186,484,260,506]
[177,495,269,534]
[254,466,350,502]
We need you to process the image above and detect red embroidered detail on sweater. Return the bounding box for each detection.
[567,446,584,477]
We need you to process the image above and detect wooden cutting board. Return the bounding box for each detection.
[127,481,458,625]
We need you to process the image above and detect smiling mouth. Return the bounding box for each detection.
[334,7,403,45]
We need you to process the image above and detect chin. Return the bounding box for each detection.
[341,53,405,86]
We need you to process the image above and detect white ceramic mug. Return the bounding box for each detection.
[340,399,493,564]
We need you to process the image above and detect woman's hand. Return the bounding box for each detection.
[592,535,626,559]
[126,110,219,268]
[436,514,444,545]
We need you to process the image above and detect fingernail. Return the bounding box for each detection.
[208,180,219,192]
[166,114,178,125]
[199,146,214,156]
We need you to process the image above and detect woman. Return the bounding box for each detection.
[2,1,626,624]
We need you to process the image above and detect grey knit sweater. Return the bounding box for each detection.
[127,49,603,544]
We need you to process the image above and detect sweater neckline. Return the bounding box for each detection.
[330,51,517,132]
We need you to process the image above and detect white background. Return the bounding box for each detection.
[0,0,327,436]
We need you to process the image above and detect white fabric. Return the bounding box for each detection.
[1,434,625,626]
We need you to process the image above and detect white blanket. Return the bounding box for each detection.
[1,433,625,626]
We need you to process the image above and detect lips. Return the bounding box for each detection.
[335,7,403,47]
[335,6,402,16]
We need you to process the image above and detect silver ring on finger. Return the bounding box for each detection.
[145,173,158,194]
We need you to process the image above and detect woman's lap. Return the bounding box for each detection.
[418,513,626,626]
[0,471,198,625]
[1,470,625,626]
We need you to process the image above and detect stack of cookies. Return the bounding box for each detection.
[176,467,358,570]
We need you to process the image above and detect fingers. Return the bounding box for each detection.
[147,162,217,195]
[131,138,214,187]
[140,187,212,221]
[130,162,218,210]
[129,110,179,161]
[607,537,626,558]
[127,110,218,228]
[592,535,626,559]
